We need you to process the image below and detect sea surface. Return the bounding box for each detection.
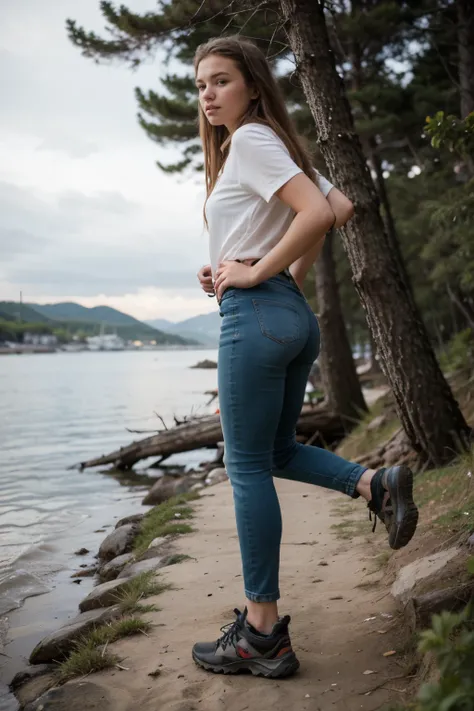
[0,349,218,686]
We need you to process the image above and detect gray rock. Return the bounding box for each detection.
[148,536,168,551]
[391,546,461,604]
[115,513,145,529]
[98,523,139,562]
[117,557,166,579]
[142,475,193,506]
[467,533,474,548]
[23,681,113,711]
[10,664,55,690]
[190,359,217,369]
[205,468,228,486]
[78,579,131,613]
[98,553,135,582]
[29,606,121,664]
[191,482,205,492]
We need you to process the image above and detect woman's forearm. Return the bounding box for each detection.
[290,236,326,290]
[252,207,335,285]
[289,187,355,289]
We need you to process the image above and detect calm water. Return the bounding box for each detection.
[0,349,218,682]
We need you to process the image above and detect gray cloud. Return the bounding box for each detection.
[39,134,99,159]
[0,228,49,261]
[0,180,197,297]
[0,1,206,318]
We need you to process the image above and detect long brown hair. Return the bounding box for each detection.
[193,36,317,225]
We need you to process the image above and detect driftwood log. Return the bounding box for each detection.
[78,405,345,471]
[405,581,474,631]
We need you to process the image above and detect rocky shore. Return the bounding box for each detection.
[3,457,228,711]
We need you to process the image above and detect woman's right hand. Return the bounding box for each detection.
[197,264,215,296]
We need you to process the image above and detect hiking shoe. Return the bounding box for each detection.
[368,465,419,550]
[192,607,300,678]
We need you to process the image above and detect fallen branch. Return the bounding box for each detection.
[360,674,416,696]
[77,405,345,471]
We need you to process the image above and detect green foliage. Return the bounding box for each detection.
[425,112,474,158]
[439,329,474,373]
[415,606,474,710]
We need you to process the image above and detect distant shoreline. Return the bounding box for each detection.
[0,344,217,355]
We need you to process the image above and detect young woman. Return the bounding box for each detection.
[191,36,418,679]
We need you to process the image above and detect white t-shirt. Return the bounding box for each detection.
[206,122,334,273]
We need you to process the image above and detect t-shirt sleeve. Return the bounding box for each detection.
[313,169,334,197]
[232,124,303,203]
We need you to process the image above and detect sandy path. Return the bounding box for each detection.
[52,479,406,711]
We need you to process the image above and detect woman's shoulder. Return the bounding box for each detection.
[231,121,282,147]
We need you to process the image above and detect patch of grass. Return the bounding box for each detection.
[57,617,152,682]
[415,446,474,534]
[354,579,380,590]
[57,646,119,683]
[133,493,198,558]
[164,553,192,566]
[83,617,152,648]
[330,501,359,517]
[330,518,369,540]
[336,396,400,461]
[115,570,170,615]
[372,549,392,571]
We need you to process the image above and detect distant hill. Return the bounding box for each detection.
[0,301,196,346]
[31,302,142,326]
[146,310,221,346]
[0,301,55,324]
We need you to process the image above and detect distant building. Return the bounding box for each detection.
[23,332,58,346]
[86,333,125,351]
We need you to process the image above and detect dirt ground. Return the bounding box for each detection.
[21,477,412,711]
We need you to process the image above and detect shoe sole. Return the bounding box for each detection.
[192,650,300,678]
[385,465,419,550]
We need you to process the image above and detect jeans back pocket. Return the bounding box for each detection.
[252,298,300,345]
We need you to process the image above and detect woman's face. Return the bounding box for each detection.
[196,55,258,133]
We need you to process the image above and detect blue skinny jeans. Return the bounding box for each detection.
[218,274,366,603]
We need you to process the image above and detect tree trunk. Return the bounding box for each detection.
[457,0,474,118]
[279,0,471,466]
[367,136,414,295]
[368,329,383,374]
[314,230,368,425]
[457,0,474,175]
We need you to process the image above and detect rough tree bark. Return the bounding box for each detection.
[279,0,471,466]
[457,0,474,118]
[314,230,368,424]
[457,0,474,175]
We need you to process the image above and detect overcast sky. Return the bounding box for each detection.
[0,0,215,322]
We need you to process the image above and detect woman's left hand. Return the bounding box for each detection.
[214,261,259,302]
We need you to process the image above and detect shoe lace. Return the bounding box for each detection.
[217,609,243,651]
[368,493,392,533]
[367,501,378,533]
[368,502,378,533]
